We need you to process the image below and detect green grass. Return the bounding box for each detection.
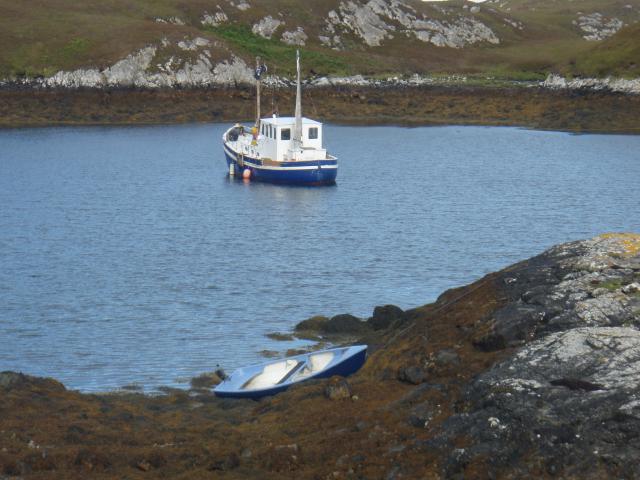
[599,279,624,292]
[570,24,640,78]
[61,38,91,62]
[205,24,350,76]
[0,0,638,80]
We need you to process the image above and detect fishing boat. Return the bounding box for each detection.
[222,50,338,185]
[214,345,367,399]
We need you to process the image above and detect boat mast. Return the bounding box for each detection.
[255,56,261,129]
[293,49,302,150]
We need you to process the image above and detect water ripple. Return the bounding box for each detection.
[0,124,639,391]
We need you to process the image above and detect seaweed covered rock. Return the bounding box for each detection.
[368,304,407,330]
[0,371,65,392]
[294,313,370,336]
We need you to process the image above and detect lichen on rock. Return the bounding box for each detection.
[41,39,255,89]
[201,10,228,27]
[429,234,640,478]
[252,16,283,39]
[329,0,499,48]
[281,27,308,46]
[576,12,623,41]
[542,74,640,95]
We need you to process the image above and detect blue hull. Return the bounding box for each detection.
[214,345,367,399]
[223,147,337,186]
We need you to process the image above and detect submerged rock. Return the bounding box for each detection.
[295,315,330,332]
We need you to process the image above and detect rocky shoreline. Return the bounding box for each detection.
[2,84,640,133]
[2,233,639,479]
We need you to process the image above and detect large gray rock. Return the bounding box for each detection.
[252,16,282,39]
[576,13,623,41]
[201,10,228,27]
[330,0,499,48]
[422,234,640,478]
[281,27,308,46]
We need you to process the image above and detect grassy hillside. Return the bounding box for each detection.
[0,0,638,80]
[569,23,640,77]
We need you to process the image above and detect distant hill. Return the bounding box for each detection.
[1,0,638,82]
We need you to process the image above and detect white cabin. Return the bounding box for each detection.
[224,117,332,164]
[257,116,326,162]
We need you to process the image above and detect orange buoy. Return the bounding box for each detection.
[242,168,251,180]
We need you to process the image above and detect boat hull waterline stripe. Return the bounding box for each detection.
[223,145,338,185]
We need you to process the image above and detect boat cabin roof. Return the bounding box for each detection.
[261,116,322,127]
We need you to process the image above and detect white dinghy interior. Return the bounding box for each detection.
[242,350,336,391]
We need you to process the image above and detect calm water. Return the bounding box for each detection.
[1,124,638,391]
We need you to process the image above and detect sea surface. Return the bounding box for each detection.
[1,124,639,392]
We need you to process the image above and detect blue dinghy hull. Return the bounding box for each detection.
[214,345,367,399]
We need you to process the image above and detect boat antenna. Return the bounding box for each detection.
[254,56,267,129]
[293,49,303,150]
[271,66,278,117]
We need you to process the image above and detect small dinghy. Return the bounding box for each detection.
[214,345,367,399]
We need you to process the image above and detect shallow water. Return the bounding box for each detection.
[1,124,638,392]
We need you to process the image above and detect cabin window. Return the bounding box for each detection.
[261,124,265,135]
[281,128,291,140]
[308,127,318,139]
[269,125,273,138]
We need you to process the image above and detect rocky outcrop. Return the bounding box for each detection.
[329,0,499,48]
[37,40,254,89]
[0,371,65,392]
[293,305,408,340]
[543,73,640,94]
[201,9,228,27]
[575,13,623,41]
[281,27,308,46]
[425,234,640,477]
[154,16,185,26]
[177,37,211,51]
[295,313,370,336]
[252,16,282,39]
